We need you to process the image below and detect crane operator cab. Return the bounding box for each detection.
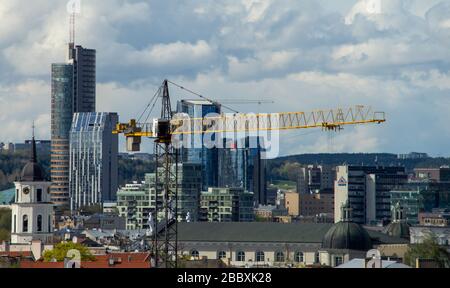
[153,118,172,144]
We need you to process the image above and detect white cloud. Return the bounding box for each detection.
[0,80,50,141]
[126,40,216,69]
[2,0,450,157]
[402,70,450,90]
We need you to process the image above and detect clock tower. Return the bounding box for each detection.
[11,131,54,244]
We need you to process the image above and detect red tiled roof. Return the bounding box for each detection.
[96,252,150,262]
[0,251,33,258]
[21,262,63,268]
[19,252,151,268]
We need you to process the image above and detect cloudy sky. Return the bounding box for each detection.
[1,0,450,157]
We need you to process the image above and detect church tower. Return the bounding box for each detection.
[11,129,54,244]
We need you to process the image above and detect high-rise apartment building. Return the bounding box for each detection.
[117,182,151,230]
[334,165,407,225]
[199,187,254,222]
[176,163,202,221]
[143,163,202,221]
[50,44,96,209]
[177,100,221,190]
[69,112,118,211]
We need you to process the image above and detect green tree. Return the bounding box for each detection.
[0,208,11,230]
[43,242,96,262]
[0,229,10,242]
[404,235,450,268]
[0,208,11,241]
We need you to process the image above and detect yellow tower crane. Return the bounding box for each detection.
[113,79,386,268]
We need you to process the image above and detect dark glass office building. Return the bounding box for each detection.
[218,137,266,205]
[68,44,96,112]
[177,100,221,190]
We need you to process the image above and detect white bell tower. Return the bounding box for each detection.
[10,128,54,244]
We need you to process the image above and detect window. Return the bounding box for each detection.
[190,250,200,259]
[236,251,245,262]
[48,215,51,232]
[37,215,42,232]
[23,215,28,233]
[275,251,285,262]
[315,252,320,264]
[334,256,343,266]
[217,251,226,259]
[13,215,16,233]
[255,251,265,262]
[37,189,42,202]
[295,252,304,263]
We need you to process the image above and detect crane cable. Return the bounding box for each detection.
[137,84,163,124]
[166,80,240,114]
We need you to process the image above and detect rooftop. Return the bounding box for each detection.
[19,252,151,268]
[181,99,215,106]
[336,258,411,268]
[176,222,409,245]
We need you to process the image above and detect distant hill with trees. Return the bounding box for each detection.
[2,151,450,191]
[0,151,154,190]
[0,151,50,190]
[266,153,450,182]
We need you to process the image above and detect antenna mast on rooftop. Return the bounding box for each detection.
[67,0,81,44]
[69,11,76,44]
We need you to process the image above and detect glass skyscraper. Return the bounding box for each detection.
[69,112,118,211]
[50,63,74,206]
[218,136,266,205]
[177,100,221,190]
[50,44,96,209]
[68,44,96,112]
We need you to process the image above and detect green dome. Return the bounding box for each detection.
[322,221,373,251]
[383,222,410,239]
[384,202,410,239]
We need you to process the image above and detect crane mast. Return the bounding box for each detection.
[153,80,178,268]
[113,80,387,268]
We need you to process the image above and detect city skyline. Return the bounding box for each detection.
[1,0,450,158]
[1,0,450,272]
